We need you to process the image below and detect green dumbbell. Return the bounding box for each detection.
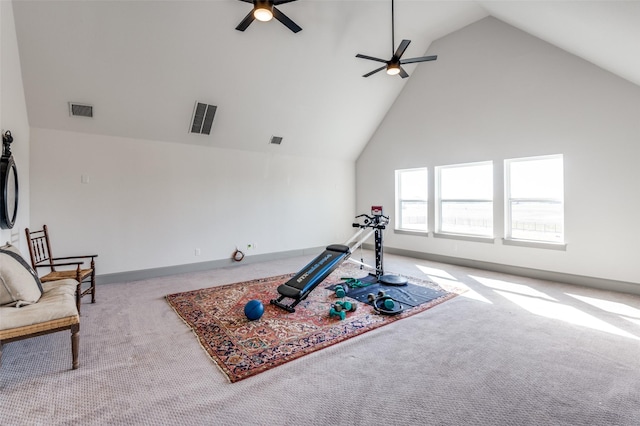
[383,298,395,310]
[329,306,347,320]
[340,301,357,312]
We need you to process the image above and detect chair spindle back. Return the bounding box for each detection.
[25,225,57,271]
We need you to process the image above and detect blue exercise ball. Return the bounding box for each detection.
[244,299,264,321]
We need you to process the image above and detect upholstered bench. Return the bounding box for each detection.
[0,244,80,370]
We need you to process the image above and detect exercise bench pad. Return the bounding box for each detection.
[277,244,350,300]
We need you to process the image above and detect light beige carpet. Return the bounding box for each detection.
[1,252,639,425]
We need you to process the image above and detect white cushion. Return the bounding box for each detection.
[0,243,43,307]
[0,279,78,330]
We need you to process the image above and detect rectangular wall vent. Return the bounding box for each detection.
[270,136,283,145]
[190,102,217,135]
[69,102,93,118]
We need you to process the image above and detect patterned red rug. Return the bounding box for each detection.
[166,264,461,382]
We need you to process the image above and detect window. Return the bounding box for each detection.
[505,155,564,243]
[436,161,493,237]
[395,168,428,232]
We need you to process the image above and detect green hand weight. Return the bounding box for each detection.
[383,298,395,310]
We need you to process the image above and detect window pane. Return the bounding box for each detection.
[510,157,563,199]
[506,155,564,243]
[440,201,493,236]
[400,200,427,231]
[437,161,493,236]
[510,201,563,242]
[400,169,428,200]
[440,163,493,200]
[396,168,428,232]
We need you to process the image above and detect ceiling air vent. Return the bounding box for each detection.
[270,136,283,145]
[69,102,93,118]
[190,102,217,135]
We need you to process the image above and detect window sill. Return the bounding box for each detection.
[502,238,567,251]
[433,232,495,244]
[394,229,429,237]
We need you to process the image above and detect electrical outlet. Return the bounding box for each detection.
[195,248,201,256]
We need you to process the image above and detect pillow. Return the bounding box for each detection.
[0,243,44,307]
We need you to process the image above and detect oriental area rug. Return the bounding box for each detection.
[166,263,462,383]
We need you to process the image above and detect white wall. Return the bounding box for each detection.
[29,128,355,275]
[1,0,30,252]
[357,17,640,285]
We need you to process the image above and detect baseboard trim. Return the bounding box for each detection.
[96,246,324,285]
[375,245,640,296]
[98,245,640,296]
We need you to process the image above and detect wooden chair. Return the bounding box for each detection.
[25,225,98,314]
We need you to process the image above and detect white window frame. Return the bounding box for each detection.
[435,161,494,239]
[504,154,565,246]
[395,168,428,233]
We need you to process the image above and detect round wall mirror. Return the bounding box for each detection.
[1,131,19,229]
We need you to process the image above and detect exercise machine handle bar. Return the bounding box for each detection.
[352,213,389,229]
[343,226,375,249]
[346,228,375,254]
[344,212,389,253]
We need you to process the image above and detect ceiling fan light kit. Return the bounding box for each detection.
[386,64,401,75]
[253,1,273,22]
[356,0,438,79]
[236,0,302,33]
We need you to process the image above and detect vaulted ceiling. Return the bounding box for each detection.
[12,1,640,161]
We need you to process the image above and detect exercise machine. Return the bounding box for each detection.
[270,206,405,312]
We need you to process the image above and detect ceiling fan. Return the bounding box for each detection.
[235,0,302,33]
[356,0,437,78]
